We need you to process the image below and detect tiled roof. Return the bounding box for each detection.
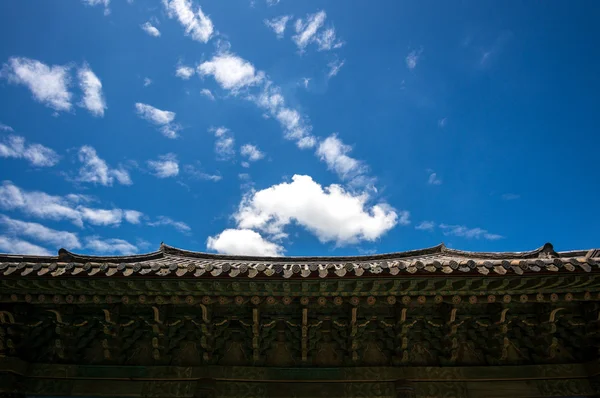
[0,243,598,279]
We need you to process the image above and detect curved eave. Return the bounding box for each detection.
[0,242,588,264]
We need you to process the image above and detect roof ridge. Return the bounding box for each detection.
[1,242,596,264]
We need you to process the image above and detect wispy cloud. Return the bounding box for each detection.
[143,77,152,87]
[85,236,138,255]
[183,164,222,181]
[147,153,179,178]
[292,11,342,52]
[0,215,81,249]
[315,27,344,51]
[0,122,14,132]
[200,88,215,100]
[327,58,345,78]
[77,63,106,117]
[316,134,368,184]
[240,144,264,162]
[405,48,423,70]
[439,224,503,240]
[0,235,52,256]
[175,65,195,79]
[162,0,214,43]
[0,181,142,228]
[265,15,292,39]
[81,0,110,16]
[148,215,191,233]
[479,32,513,66]
[427,171,442,185]
[134,102,180,138]
[0,135,59,167]
[438,117,447,128]
[211,127,235,161]
[76,146,131,186]
[1,57,72,112]
[141,21,161,37]
[415,221,435,231]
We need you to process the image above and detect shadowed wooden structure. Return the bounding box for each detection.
[0,242,599,397]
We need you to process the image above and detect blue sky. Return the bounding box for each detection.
[0,0,598,257]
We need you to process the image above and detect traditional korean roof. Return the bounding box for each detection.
[0,242,598,279]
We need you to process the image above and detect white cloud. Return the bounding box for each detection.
[266,0,280,5]
[211,127,235,161]
[77,63,106,117]
[439,224,503,240]
[143,77,152,87]
[175,65,195,79]
[76,146,131,186]
[141,22,161,37]
[0,181,141,228]
[293,11,326,51]
[406,48,423,70]
[134,103,180,138]
[198,53,264,91]
[428,172,442,185]
[240,144,264,161]
[0,215,81,249]
[148,216,191,233]
[415,221,435,231]
[254,84,316,148]
[1,57,72,112]
[235,174,400,245]
[81,0,110,15]
[183,164,222,181]
[85,237,138,255]
[79,208,126,226]
[0,181,83,226]
[316,134,365,181]
[200,88,215,100]
[315,27,343,51]
[241,161,250,168]
[0,135,59,167]
[135,102,175,124]
[147,153,179,178]
[0,236,52,256]
[162,0,214,43]
[438,117,447,128]
[301,77,310,88]
[0,122,13,132]
[207,228,283,256]
[327,58,345,78]
[124,210,143,224]
[265,15,291,39]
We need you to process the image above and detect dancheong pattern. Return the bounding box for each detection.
[0,242,599,397]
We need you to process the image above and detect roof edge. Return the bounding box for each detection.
[1,242,594,264]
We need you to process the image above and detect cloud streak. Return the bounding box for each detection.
[0,135,59,167]
[77,63,106,117]
[162,0,214,43]
[76,146,131,186]
[1,57,72,112]
[135,103,180,138]
[147,153,179,178]
[0,181,142,228]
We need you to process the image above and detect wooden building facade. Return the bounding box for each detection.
[0,243,599,397]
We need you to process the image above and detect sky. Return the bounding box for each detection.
[0,0,598,258]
